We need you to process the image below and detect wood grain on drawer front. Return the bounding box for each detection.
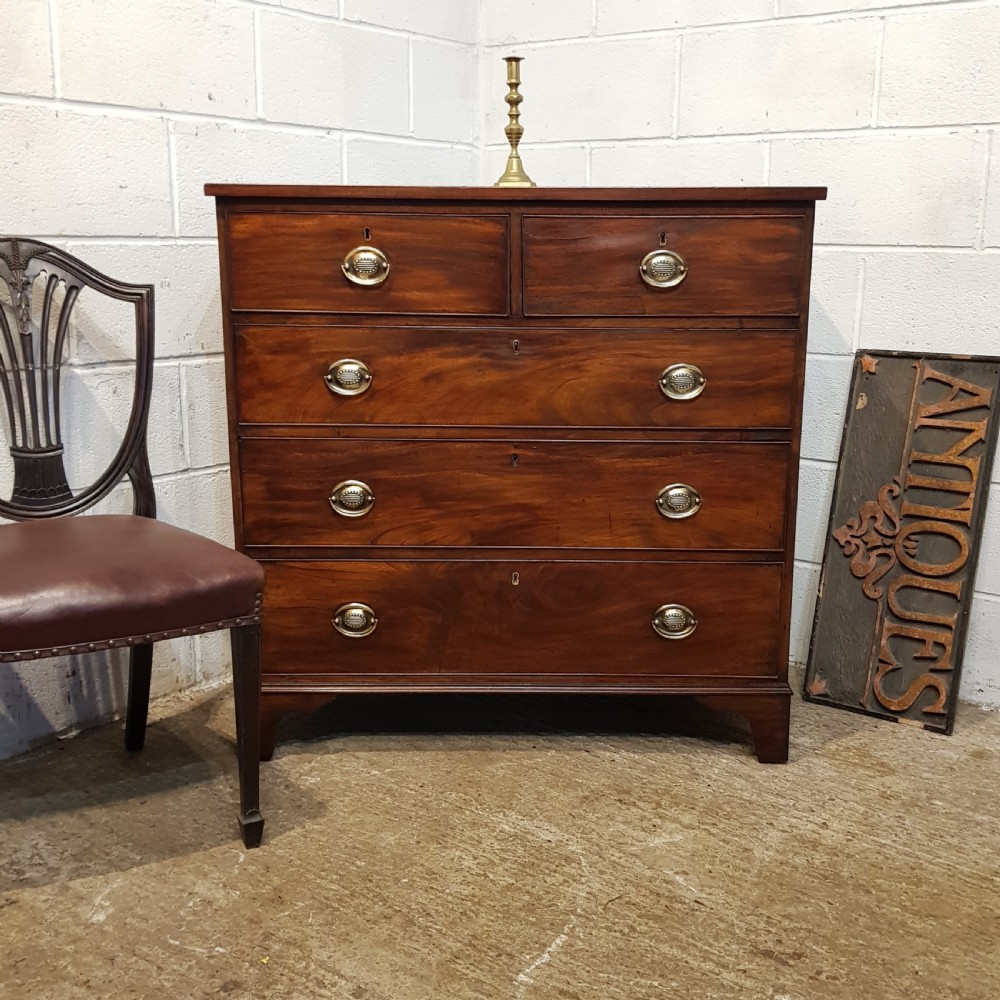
[261,560,783,677]
[522,215,804,316]
[236,327,797,428]
[226,213,509,314]
[240,439,788,550]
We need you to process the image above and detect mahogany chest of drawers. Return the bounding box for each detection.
[208,185,826,762]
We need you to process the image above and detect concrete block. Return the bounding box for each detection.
[794,460,837,565]
[880,7,1000,126]
[174,121,343,237]
[808,251,861,356]
[801,352,854,462]
[344,0,476,42]
[770,133,988,246]
[484,0,592,44]
[975,483,1000,600]
[412,40,477,143]
[780,0,951,14]
[597,0,773,33]
[789,560,820,666]
[680,20,878,136]
[590,139,765,186]
[181,360,229,470]
[156,467,234,546]
[62,243,225,360]
[1,0,53,96]
[0,107,172,237]
[264,0,339,16]
[259,12,408,131]
[482,144,588,186]
[482,38,678,143]
[195,631,232,685]
[961,594,1000,708]
[345,138,476,185]
[983,138,1000,249]
[58,0,255,116]
[860,252,1000,355]
[60,362,186,484]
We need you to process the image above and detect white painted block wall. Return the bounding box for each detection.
[0,0,477,758]
[479,0,1000,707]
[2,0,998,757]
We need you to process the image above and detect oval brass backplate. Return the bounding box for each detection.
[332,602,378,638]
[652,604,698,640]
[325,359,373,397]
[659,363,706,401]
[656,483,702,520]
[329,480,375,518]
[640,249,687,289]
[342,245,390,286]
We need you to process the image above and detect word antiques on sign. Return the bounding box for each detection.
[804,351,1000,733]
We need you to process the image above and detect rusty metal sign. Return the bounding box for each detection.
[804,350,1000,733]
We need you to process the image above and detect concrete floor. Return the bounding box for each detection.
[0,686,998,1000]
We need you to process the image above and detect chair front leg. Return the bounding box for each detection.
[124,642,154,752]
[231,622,264,848]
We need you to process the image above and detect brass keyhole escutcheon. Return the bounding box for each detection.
[343,245,390,286]
[652,604,697,640]
[329,480,375,518]
[656,483,702,520]
[332,602,378,638]
[659,364,706,401]
[325,359,373,396]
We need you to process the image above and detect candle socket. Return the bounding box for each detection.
[494,56,536,188]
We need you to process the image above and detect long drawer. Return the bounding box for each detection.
[240,439,789,549]
[226,212,510,315]
[235,326,797,429]
[261,560,783,677]
[522,215,805,316]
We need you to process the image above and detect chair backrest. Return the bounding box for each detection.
[0,238,155,521]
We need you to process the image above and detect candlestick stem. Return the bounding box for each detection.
[494,56,536,188]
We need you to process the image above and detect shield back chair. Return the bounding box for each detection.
[0,237,266,848]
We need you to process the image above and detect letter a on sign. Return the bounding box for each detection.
[804,350,1000,733]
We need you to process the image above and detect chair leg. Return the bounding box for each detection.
[124,643,154,752]
[231,623,264,848]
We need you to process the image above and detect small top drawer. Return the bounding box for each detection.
[522,215,805,317]
[226,212,510,315]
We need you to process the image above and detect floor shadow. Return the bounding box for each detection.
[0,690,322,891]
[273,692,755,758]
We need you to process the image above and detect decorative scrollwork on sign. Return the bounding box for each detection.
[832,478,902,599]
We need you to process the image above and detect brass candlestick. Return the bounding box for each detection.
[494,56,536,188]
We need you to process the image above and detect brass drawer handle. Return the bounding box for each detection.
[659,363,706,401]
[332,602,378,638]
[656,483,702,520]
[325,359,372,396]
[652,604,698,640]
[329,480,375,518]
[640,249,687,289]
[342,245,390,286]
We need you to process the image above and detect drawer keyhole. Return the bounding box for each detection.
[363,227,371,241]
[511,453,519,468]
[659,230,667,247]
[511,572,520,586]
[512,339,520,354]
